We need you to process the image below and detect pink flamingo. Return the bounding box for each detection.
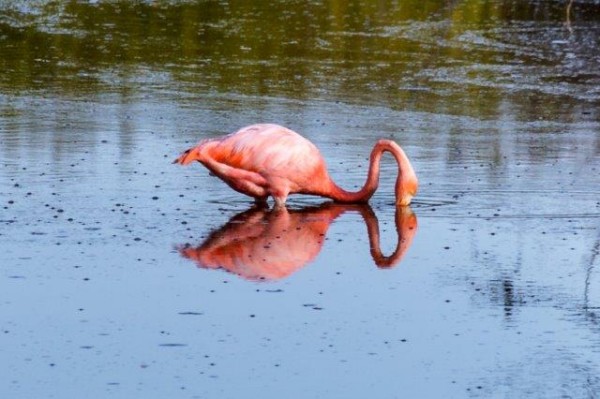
[173,124,418,206]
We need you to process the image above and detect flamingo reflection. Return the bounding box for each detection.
[177,203,417,281]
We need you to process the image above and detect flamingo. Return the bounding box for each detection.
[173,123,418,206]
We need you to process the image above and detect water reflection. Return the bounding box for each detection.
[177,203,417,281]
[1,0,598,122]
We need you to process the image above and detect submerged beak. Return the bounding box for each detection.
[173,149,194,165]
[396,178,418,207]
[396,195,413,207]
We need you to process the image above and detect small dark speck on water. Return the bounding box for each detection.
[303,304,323,310]
[159,343,187,347]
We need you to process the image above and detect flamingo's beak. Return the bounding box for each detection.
[396,177,418,206]
[396,194,413,207]
[173,149,195,165]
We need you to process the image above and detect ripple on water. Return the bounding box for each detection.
[415,190,600,220]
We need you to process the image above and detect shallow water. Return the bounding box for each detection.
[1,1,600,398]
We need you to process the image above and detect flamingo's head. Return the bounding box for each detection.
[396,175,418,206]
[173,147,200,165]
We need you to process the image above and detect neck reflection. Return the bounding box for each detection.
[177,203,417,281]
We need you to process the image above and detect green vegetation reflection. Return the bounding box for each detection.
[0,0,598,120]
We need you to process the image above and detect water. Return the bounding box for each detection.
[1,1,600,398]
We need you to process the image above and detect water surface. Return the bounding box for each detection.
[1,1,600,398]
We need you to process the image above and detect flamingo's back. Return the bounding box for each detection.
[205,124,330,193]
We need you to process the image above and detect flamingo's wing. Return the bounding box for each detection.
[202,124,331,202]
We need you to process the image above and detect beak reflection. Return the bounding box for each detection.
[176,203,418,281]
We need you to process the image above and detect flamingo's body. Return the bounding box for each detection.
[174,124,418,206]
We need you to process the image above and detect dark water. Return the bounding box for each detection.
[1,1,600,398]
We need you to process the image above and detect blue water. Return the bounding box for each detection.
[2,1,600,398]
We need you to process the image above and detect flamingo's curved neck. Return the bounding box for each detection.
[326,140,418,205]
